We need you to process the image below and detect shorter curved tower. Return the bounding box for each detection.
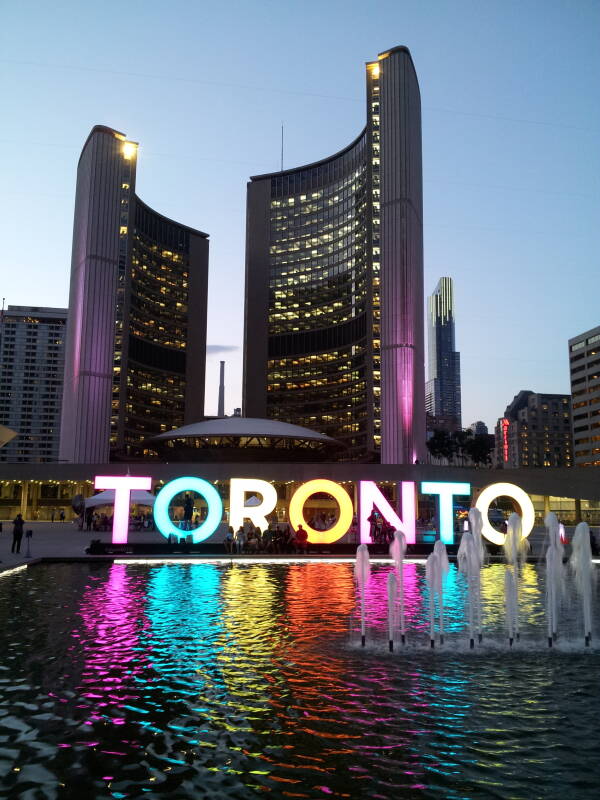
[60,126,208,463]
[243,47,425,463]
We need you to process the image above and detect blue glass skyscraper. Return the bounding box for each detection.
[426,277,461,429]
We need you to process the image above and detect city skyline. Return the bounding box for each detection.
[1,1,599,432]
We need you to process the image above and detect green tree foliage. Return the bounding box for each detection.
[426,430,493,466]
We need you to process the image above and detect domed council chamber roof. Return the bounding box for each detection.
[145,417,344,462]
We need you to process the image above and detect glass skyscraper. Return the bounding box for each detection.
[243,47,425,464]
[60,126,209,463]
[426,277,461,429]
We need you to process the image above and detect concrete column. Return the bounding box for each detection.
[29,482,40,520]
[543,496,551,517]
[575,497,582,524]
[379,48,425,464]
[20,480,29,518]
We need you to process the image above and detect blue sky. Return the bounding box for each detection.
[1,0,598,430]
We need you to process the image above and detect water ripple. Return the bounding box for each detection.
[0,562,599,798]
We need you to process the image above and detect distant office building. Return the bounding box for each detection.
[569,325,600,466]
[494,391,572,468]
[426,277,461,430]
[60,126,209,463]
[426,412,461,435]
[469,421,488,436]
[0,306,67,462]
[243,46,425,464]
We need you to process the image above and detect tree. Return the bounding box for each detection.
[464,433,493,466]
[453,429,473,465]
[426,430,455,463]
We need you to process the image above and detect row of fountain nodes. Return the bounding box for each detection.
[353,510,594,651]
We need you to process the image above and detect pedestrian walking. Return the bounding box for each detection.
[12,514,25,554]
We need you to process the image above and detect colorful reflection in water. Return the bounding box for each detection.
[0,562,599,799]
[75,564,149,723]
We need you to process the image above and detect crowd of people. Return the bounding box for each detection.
[77,508,154,532]
[225,522,309,554]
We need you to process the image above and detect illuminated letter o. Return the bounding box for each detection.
[475,482,535,546]
[289,479,353,544]
[154,477,223,544]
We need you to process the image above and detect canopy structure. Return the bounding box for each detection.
[0,425,17,449]
[85,490,156,509]
[144,416,345,463]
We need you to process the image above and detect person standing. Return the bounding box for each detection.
[295,524,308,554]
[59,509,65,522]
[183,493,194,531]
[12,514,25,554]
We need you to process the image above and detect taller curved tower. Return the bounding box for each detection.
[243,46,424,463]
[60,126,208,463]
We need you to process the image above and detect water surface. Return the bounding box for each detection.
[0,562,599,799]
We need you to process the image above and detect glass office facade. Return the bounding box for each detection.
[61,126,208,464]
[244,48,425,463]
[266,134,372,458]
[114,204,193,458]
[426,277,462,429]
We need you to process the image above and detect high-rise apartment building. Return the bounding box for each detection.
[60,126,209,463]
[243,46,425,464]
[494,390,572,468]
[569,325,600,466]
[426,277,461,430]
[469,421,488,436]
[0,305,67,462]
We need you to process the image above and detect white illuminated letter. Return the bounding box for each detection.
[229,479,278,532]
[95,475,152,545]
[421,481,471,545]
[359,481,415,544]
[475,482,535,546]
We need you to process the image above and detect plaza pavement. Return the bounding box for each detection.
[0,520,559,574]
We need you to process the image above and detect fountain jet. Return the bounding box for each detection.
[354,544,371,646]
[570,522,594,646]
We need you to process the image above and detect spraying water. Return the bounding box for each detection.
[433,540,450,644]
[458,531,479,648]
[389,530,407,644]
[504,567,517,646]
[354,544,371,646]
[544,512,564,646]
[386,571,397,652]
[468,507,486,641]
[504,513,529,641]
[425,551,439,648]
[570,522,594,646]
[425,542,449,648]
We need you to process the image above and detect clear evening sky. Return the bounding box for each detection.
[1,0,598,431]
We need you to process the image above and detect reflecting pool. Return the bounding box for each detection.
[0,562,599,799]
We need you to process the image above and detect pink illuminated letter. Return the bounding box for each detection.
[359,481,416,545]
[94,475,152,544]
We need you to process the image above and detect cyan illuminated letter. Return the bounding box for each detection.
[421,481,471,544]
[154,477,223,544]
